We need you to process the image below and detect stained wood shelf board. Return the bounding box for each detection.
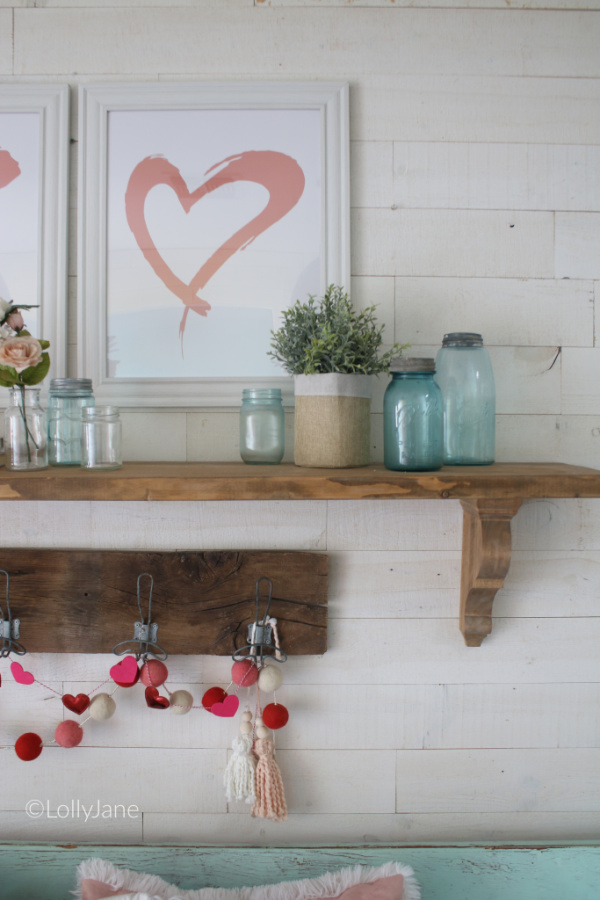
[0,460,598,502]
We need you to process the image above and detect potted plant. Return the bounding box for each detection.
[269,285,405,467]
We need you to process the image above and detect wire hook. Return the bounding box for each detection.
[232,576,287,666]
[112,572,168,661]
[0,569,26,658]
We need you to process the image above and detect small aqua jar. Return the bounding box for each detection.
[240,388,285,465]
[383,358,444,471]
[435,332,495,465]
[48,378,95,466]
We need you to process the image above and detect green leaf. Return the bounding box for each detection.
[18,352,50,385]
[0,363,18,388]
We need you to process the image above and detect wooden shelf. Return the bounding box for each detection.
[1,461,599,646]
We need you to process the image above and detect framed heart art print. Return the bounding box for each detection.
[78,82,349,406]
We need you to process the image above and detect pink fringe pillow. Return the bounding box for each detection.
[77,859,420,900]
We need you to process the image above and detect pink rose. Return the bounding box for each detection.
[5,310,24,331]
[0,335,43,372]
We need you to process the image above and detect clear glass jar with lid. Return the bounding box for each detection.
[47,377,95,466]
[383,357,444,471]
[435,332,495,465]
[239,388,285,464]
[81,406,122,469]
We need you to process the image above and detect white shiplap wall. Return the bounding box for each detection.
[0,0,599,847]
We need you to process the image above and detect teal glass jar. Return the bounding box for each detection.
[48,378,95,466]
[240,388,284,465]
[383,358,443,471]
[435,332,495,465]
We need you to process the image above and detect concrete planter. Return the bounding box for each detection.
[293,373,372,468]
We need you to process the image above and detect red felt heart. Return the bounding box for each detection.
[110,656,140,688]
[145,686,170,709]
[62,693,91,715]
[211,694,239,718]
[124,151,305,337]
[11,661,35,685]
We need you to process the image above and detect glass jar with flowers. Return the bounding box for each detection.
[0,299,50,470]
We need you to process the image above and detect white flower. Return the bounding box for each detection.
[0,297,11,317]
[0,324,11,340]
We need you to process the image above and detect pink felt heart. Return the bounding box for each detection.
[145,686,170,709]
[11,661,35,685]
[124,150,305,338]
[110,656,140,688]
[62,693,91,715]
[211,694,239,718]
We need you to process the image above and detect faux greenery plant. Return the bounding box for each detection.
[269,285,406,376]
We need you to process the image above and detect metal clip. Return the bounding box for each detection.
[232,576,287,666]
[112,572,168,661]
[0,570,26,658]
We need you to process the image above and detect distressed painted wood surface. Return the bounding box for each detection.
[0,462,598,502]
[0,844,598,900]
[0,549,327,654]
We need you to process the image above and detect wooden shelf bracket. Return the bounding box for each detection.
[459,498,522,646]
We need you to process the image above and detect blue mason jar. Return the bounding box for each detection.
[47,377,95,466]
[435,332,495,465]
[383,358,444,471]
[240,388,285,464]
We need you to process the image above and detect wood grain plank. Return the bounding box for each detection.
[0,549,327,654]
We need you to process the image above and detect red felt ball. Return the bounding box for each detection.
[15,732,43,761]
[55,720,84,748]
[262,702,289,729]
[202,686,227,711]
[231,659,259,687]
[140,659,169,687]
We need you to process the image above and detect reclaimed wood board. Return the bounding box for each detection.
[0,844,598,900]
[0,550,327,655]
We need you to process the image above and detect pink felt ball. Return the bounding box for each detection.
[262,702,289,730]
[15,732,43,761]
[55,720,84,748]
[231,659,259,687]
[140,659,169,687]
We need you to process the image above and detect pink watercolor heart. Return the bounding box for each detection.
[110,656,140,688]
[211,694,239,718]
[124,150,305,338]
[11,661,35,685]
[62,693,91,715]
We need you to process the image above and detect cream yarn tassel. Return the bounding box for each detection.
[251,737,287,822]
[224,732,257,804]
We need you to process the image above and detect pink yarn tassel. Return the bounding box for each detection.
[251,737,288,822]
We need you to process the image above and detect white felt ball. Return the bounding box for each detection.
[89,693,116,721]
[255,716,264,727]
[258,665,283,692]
[239,721,252,734]
[241,711,252,722]
[170,690,194,715]
[256,725,271,739]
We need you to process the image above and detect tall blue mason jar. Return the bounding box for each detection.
[47,377,95,466]
[383,358,444,471]
[435,332,496,465]
[239,388,285,464]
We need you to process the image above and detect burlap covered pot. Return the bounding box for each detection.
[293,373,371,468]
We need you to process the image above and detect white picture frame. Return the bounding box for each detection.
[0,84,69,390]
[78,81,349,407]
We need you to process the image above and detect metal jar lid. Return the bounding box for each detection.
[49,378,93,391]
[441,333,484,347]
[390,357,436,373]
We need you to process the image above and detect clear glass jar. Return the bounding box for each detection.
[383,358,444,471]
[240,388,285,465]
[47,378,95,466]
[435,332,496,465]
[4,385,48,470]
[81,406,122,469]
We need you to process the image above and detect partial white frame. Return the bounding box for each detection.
[0,84,69,390]
[78,81,350,408]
